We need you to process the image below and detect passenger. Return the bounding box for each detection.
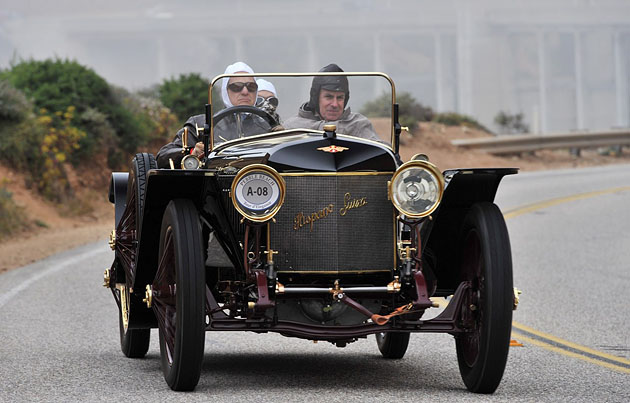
[255,78,281,124]
[283,63,380,141]
[156,62,271,168]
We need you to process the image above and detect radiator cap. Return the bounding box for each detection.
[323,124,337,139]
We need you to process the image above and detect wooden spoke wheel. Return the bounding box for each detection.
[455,202,513,394]
[376,332,410,359]
[152,199,206,391]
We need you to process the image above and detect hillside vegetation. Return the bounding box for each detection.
[0,58,198,236]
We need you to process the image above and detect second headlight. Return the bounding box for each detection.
[231,164,285,222]
[390,160,444,218]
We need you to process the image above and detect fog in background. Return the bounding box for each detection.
[1,0,629,133]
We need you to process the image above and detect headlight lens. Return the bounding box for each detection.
[181,155,201,170]
[231,164,285,222]
[390,160,444,218]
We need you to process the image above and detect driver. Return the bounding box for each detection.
[283,63,380,142]
[156,62,272,168]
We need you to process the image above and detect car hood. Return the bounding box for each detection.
[206,129,398,172]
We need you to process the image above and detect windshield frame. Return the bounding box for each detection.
[208,72,397,151]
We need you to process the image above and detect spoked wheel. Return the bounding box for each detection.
[455,202,513,394]
[376,332,410,359]
[151,199,206,391]
[117,284,150,358]
[115,153,156,358]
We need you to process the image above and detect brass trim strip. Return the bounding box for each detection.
[280,171,393,177]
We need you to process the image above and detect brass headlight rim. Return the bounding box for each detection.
[181,154,201,170]
[390,160,444,218]
[230,164,286,223]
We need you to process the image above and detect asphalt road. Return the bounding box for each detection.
[1,164,629,402]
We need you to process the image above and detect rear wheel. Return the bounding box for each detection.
[455,202,513,394]
[376,332,410,359]
[152,199,206,391]
[116,153,156,358]
[118,284,150,358]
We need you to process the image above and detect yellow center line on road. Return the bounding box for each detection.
[503,186,630,220]
[510,332,630,374]
[501,185,630,372]
[512,322,630,366]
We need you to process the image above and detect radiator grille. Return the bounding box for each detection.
[270,174,395,273]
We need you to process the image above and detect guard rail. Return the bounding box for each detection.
[451,130,630,155]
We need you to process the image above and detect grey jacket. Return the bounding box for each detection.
[156,113,271,168]
[283,103,381,142]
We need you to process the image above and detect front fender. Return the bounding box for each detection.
[426,168,518,293]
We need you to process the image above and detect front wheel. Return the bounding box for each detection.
[376,332,410,359]
[455,202,513,394]
[152,199,206,391]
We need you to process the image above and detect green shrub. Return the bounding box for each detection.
[0,186,30,239]
[361,91,434,131]
[432,112,490,133]
[0,79,31,123]
[1,58,153,162]
[494,111,529,134]
[159,73,218,122]
[0,118,45,175]
[1,58,111,121]
[37,107,86,201]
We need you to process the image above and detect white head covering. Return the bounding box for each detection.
[256,79,277,97]
[221,61,255,108]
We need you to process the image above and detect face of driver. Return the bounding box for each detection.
[318,88,346,121]
[227,74,257,106]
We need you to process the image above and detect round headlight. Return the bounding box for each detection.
[181,155,201,170]
[231,164,285,222]
[390,160,444,218]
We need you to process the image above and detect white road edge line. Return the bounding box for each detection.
[0,246,104,308]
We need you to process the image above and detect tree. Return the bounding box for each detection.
[159,73,223,122]
[494,111,529,134]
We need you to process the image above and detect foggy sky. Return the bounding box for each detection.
[1,0,629,133]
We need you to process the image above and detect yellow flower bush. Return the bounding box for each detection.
[36,106,86,201]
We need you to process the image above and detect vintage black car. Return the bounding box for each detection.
[105,72,518,393]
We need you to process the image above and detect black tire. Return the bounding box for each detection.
[116,153,156,358]
[118,295,150,358]
[153,199,206,391]
[127,152,157,234]
[376,332,410,359]
[455,202,513,394]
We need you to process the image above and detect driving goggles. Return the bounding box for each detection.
[227,82,258,92]
[256,96,279,107]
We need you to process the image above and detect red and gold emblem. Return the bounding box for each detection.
[317,145,349,153]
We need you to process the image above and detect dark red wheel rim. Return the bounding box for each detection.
[460,229,484,367]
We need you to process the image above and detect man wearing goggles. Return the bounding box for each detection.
[283,63,380,142]
[157,62,272,168]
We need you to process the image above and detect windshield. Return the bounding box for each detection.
[208,72,395,148]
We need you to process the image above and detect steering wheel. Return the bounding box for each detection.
[212,105,279,129]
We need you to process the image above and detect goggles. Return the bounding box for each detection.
[256,96,279,107]
[227,82,258,93]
